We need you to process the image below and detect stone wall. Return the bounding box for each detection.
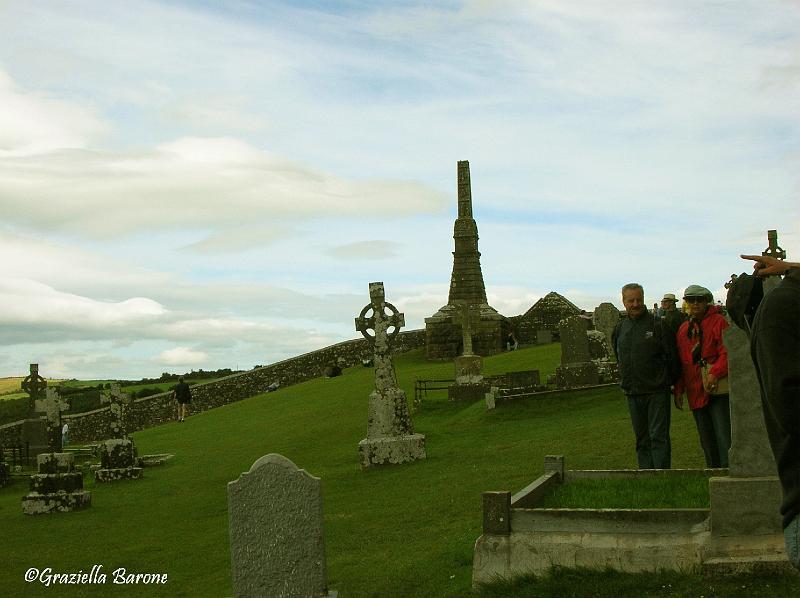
[517,292,581,344]
[0,329,426,446]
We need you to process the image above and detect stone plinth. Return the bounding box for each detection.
[448,383,489,402]
[95,438,142,483]
[454,354,483,385]
[554,362,600,389]
[358,434,426,468]
[21,452,91,515]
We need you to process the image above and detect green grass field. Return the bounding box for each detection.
[1,345,797,597]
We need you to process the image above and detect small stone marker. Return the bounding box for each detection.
[227,454,337,598]
[355,282,426,467]
[108,383,132,439]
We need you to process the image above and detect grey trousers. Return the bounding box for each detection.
[692,394,731,468]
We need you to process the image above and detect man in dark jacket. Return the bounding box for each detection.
[612,283,679,469]
[743,253,800,570]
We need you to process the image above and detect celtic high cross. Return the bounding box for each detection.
[355,282,404,393]
[21,363,47,416]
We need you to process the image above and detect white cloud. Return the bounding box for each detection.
[155,346,209,367]
[0,70,106,156]
[328,240,402,260]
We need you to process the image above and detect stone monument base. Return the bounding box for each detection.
[454,354,484,385]
[22,490,92,515]
[99,438,138,469]
[22,452,91,515]
[448,383,489,402]
[554,362,600,389]
[94,467,144,483]
[709,476,784,558]
[358,434,426,468]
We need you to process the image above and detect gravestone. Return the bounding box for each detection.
[22,387,91,514]
[20,363,48,458]
[95,384,142,483]
[554,316,599,388]
[536,330,552,345]
[592,302,620,356]
[355,282,426,468]
[227,454,337,598]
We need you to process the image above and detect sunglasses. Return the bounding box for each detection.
[684,297,708,304]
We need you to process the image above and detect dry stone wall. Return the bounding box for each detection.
[0,330,425,445]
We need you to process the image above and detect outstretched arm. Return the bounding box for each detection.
[741,254,800,277]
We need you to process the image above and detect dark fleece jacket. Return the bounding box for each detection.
[751,269,800,529]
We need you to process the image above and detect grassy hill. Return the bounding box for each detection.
[1,345,795,597]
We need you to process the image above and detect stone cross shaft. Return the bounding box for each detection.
[108,383,131,439]
[355,282,404,393]
[762,229,786,260]
[21,363,47,416]
[454,301,481,356]
[35,387,68,452]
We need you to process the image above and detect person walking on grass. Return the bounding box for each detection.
[172,377,192,422]
[612,283,680,469]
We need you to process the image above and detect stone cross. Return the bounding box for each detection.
[227,453,335,598]
[21,363,47,416]
[453,300,481,356]
[108,383,131,439]
[355,281,404,393]
[34,387,68,453]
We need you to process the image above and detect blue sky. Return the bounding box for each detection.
[1,0,798,379]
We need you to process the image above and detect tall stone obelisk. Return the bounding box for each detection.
[425,161,508,359]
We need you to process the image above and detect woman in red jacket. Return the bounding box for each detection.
[673,284,731,468]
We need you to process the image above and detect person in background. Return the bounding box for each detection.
[506,331,519,351]
[673,285,731,468]
[660,293,688,335]
[742,253,800,570]
[172,377,192,422]
[61,421,69,447]
[612,283,679,469]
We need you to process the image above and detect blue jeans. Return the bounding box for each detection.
[626,391,671,469]
[786,515,800,570]
[692,394,731,468]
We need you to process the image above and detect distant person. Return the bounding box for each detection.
[660,293,687,335]
[673,285,731,468]
[172,378,192,422]
[741,253,800,570]
[653,302,663,317]
[506,332,519,351]
[612,283,680,469]
[61,422,69,447]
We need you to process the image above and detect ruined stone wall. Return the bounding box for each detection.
[517,293,581,344]
[3,330,426,445]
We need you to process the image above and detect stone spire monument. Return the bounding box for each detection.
[425,161,508,359]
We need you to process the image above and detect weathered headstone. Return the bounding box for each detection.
[95,383,142,483]
[536,329,552,345]
[592,302,620,356]
[554,316,600,388]
[355,282,426,467]
[227,454,337,598]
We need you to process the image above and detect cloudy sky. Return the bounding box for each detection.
[1,1,798,379]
